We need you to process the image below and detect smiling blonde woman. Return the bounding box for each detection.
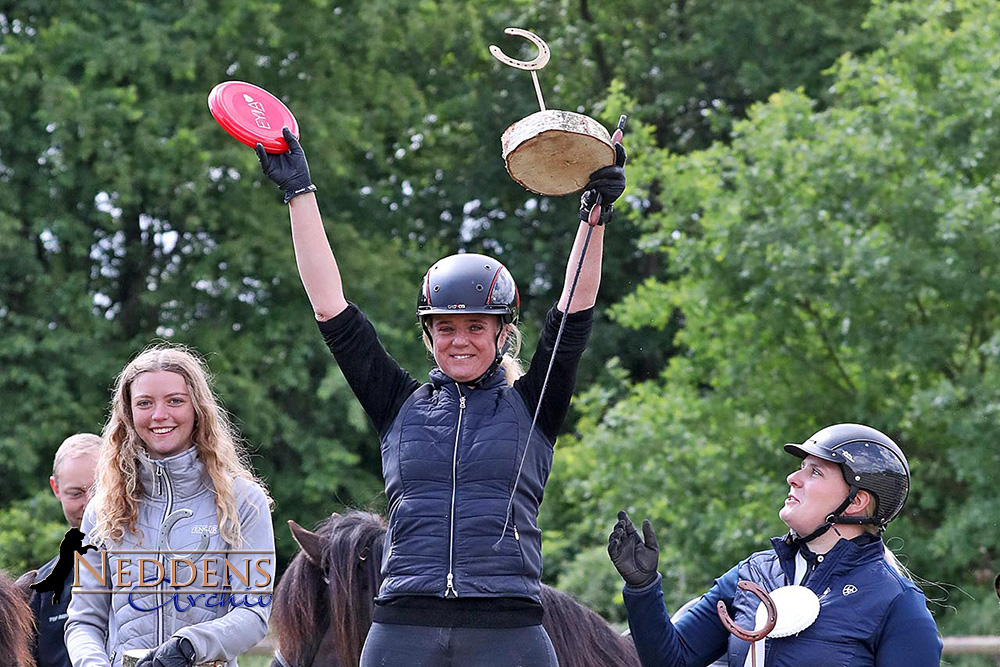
[256,124,626,666]
[66,345,274,667]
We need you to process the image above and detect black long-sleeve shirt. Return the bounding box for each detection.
[317,304,594,443]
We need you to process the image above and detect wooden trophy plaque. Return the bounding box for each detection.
[491,28,615,196]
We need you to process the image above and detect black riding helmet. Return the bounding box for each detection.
[784,423,910,541]
[417,253,519,382]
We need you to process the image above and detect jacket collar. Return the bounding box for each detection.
[429,366,508,390]
[772,532,885,585]
[137,446,209,499]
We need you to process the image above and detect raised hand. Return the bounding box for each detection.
[579,123,627,226]
[256,127,317,204]
[607,509,659,589]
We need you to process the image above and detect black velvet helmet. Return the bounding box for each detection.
[417,253,519,325]
[784,423,910,530]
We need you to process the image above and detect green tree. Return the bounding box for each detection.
[0,0,885,572]
[545,0,1000,629]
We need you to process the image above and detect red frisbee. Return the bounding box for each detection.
[208,81,299,153]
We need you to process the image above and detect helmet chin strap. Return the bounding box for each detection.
[791,487,864,546]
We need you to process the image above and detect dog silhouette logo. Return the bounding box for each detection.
[30,528,98,605]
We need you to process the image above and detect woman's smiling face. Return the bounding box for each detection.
[130,370,196,459]
[429,314,504,383]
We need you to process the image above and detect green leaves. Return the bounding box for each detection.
[545,0,1000,625]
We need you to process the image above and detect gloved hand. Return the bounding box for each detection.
[135,637,197,667]
[579,141,627,226]
[607,509,659,589]
[256,126,317,204]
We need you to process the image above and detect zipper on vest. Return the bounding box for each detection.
[445,388,466,598]
[156,465,172,645]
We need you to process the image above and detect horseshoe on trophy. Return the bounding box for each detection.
[489,28,551,111]
[717,581,777,667]
[158,508,211,562]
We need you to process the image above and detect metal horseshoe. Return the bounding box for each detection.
[717,580,778,643]
[158,508,211,562]
[489,28,550,111]
[489,28,550,71]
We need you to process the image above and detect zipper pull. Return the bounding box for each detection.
[445,573,458,597]
[155,466,163,494]
[459,396,466,409]
[513,524,520,541]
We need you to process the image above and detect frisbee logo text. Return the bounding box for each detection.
[241,93,272,130]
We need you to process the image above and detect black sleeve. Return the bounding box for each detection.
[513,305,594,442]
[317,304,421,437]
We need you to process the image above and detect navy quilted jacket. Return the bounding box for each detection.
[318,304,593,605]
[378,368,551,602]
[623,534,941,666]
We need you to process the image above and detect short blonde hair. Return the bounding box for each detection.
[52,433,102,483]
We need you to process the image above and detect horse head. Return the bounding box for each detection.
[272,512,385,667]
[272,510,638,667]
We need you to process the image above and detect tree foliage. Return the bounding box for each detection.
[544,0,1000,634]
[0,0,878,572]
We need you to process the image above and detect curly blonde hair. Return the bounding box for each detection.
[90,344,272,546]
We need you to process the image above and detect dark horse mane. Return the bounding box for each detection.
[1,569,36,667]
[272,510,639,667]
[271,512,386,667]
[537,583,640,667]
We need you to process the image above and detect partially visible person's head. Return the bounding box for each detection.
[416,253,522,385]
[780,423,910,543]
[49,433,101,528]
[0,569,34,667]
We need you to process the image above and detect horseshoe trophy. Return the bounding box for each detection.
[490,28,617,196]
[717,581,778,667]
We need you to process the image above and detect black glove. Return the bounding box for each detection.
[607,510,659,589]
[135,637,197,667]
[579,141,627,226]
[256,126,317,204]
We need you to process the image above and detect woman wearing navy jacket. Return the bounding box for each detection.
[258,127,626,666]
[608,423,941,666]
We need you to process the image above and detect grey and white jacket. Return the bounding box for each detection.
[65,447,274,667]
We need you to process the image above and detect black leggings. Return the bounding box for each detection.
[359,622,559,667]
